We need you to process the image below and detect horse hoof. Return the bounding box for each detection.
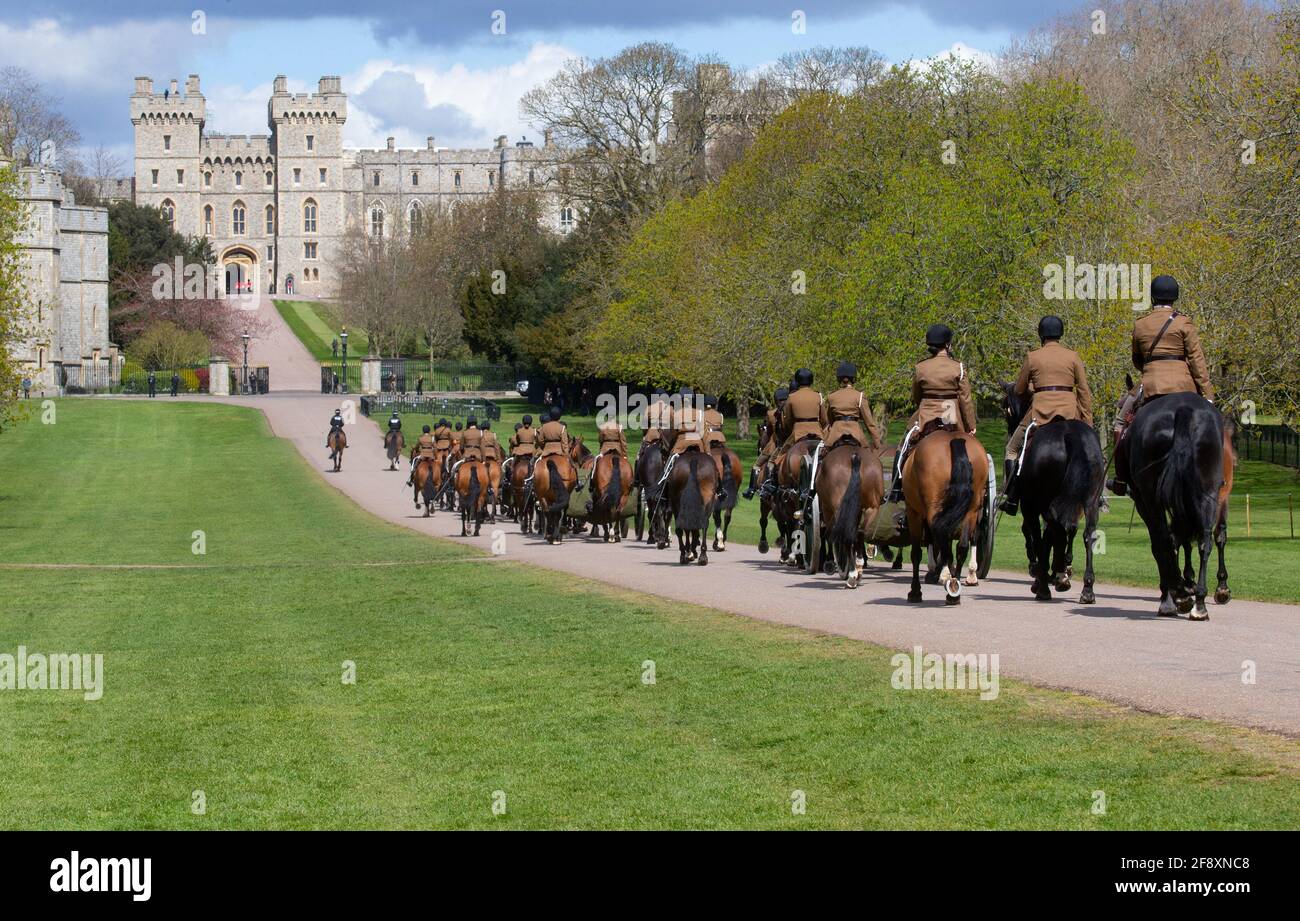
[1175,594,1195,614]
[1079,588,1096,605]
[697,556,708,567]
[1214,587,1231,605]
[758,539,769,554]
[907,590,923,603]
[892,558,903,571]
[924,571,940,586]
[1035,590,1052,602]
[945,594,961,606]
[1054,577,1071,593]
[1190,606,1209,621]
[679,554,689,565]
[944,577,961,599]
[1157,603,1179,617]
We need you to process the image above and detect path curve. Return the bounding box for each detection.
[206,391,1300,736]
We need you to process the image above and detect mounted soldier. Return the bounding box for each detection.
[326,408,344,454]
[668,386,705,457]
[480,419,502,463]
[823,361,880,451]
[387,411,402,436]
[433,418,453,453]
[1109,275,1215,497]
[536,406,571,458]
[511,415,537,458]
[597,416,628,457]
[888,324,977,501]
[459,416,485,462]
[999,315,1094,515]
[744,385,789,500]
[641,390,672,450]
[409,423,436,485]
[701,395,727,454]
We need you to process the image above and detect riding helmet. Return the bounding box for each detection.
[836,361,857,381]
[549,405,562,421]
[467,415,478,427]
[925,324,952,349]
[522,414,532,425]
[1037,315,1065,341]
[1151,274,1179,304]
[482,420,491,430]
[703,394,718,408]
[794,368,814,388]
[775,386,790,402]
[455,422,462,430]
[422,424,431,433]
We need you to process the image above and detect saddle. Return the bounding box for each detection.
[917,418,956,443]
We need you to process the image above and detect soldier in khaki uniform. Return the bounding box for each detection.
[1000,316,1094,515]
[597,418,628,457]
[408,424,437,484]
[433,418,453,452]
[641,391,672,448]
[511,415,537,457]
[778,369,825,453]
[888,325,977,501]
[701,395,727,453]
[1110,275,1215,496]
[744,386,789,499]
[459,416,485,462]
[668,387,706,455]
[480,420,502,463]
[536,406,571,458]
[822,361,880,450]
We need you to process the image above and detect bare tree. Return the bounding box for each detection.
[0,68,81,172]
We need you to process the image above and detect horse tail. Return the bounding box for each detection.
[677,454,709,530]
[720,451,736,509]
[421,460,436,503]
[932,438,974,541]
[547,459,569,512]
[831,451,863,548]
[604,454,622,511]
[1158,404,1215,535]
[468,464,481,513]
[1048,424,1094,530]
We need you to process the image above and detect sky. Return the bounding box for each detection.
[0,1,1083,171]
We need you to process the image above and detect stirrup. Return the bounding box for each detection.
[1106,477,1127,497]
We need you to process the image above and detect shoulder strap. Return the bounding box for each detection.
[1144,312,1179,364]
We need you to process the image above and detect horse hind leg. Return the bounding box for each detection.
[1174,541,1196,614]
[946,532,970,605]
[1214,513,1231,604]
[1191,530,1213,621]
[1053,525,1073,593]
[907,540,923,603]
[1080,502,1099,605]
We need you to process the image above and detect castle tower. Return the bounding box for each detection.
[269,75,347,296]
[130,76,204,236]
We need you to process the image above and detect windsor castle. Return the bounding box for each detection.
[129,74,569,299]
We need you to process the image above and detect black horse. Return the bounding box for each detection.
[1124,392,1228,619]
[634,440,670,546]
[1001,384,1105,603]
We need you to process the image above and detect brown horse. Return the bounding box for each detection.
[412,455,441,517]
[568,438,596,535]
[384,430,404,470]
[816,442,885,588]
[533,454,577,544]
[455,458,488,536]
[483,456,502,523]
[589,450,633,542]
[666,449,718,565]
[902,430,989,605]
[507,455,535,531]
[709,445,743,551]
[327,429,347,472]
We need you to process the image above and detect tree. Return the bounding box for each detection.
[129,320,210,370]
[0,67,81,173]
[0,161,28,431]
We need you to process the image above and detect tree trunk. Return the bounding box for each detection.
[736,400,750,440]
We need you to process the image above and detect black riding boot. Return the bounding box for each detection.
[757,467,778,499]
[742,467,759,500]
[999,459,1019,515]
[886,450,905,503]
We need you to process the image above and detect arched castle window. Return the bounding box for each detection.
[370,204,385,238]
[160,199,175,229]
[234,170,243,188]
[265,171,273,187]
[408,201,422,235]
[204,205,213,235]
[303,199,317,233]
[265,205,275,235]
[204,171,212,188]
[232,201,246,236]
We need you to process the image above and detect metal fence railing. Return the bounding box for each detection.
[320,359,517,395]
[1235,424,1300,468]
[360,394,500,422]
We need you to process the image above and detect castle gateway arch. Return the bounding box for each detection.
[221,245,258,297]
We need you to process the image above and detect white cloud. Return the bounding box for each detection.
[341,42,578,149]
[901,41,998,73]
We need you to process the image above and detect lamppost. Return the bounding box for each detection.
[241,331,250,393]
[340,328,349,395]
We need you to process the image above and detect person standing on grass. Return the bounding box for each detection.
[416,375,424,398]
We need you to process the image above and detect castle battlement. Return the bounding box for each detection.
[130,76,205,125]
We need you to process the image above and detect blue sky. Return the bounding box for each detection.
[0,1,1082,168]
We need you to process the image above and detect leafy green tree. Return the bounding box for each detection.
[0,161,27,431]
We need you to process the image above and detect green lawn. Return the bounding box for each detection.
[1,400,1297,829]
[482,400,1300,604]
[273,299,368,361]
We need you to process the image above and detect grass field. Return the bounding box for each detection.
[484,399,1300,604]
[273,299,368,361]
[0,399,1298,829]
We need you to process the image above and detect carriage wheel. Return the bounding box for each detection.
[976,453,998,579]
